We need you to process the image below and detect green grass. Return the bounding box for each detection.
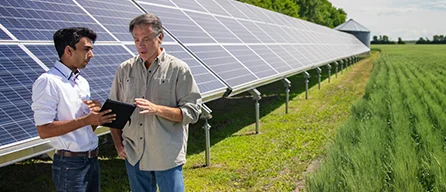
[307,45,446,191]
[0,54,375,191]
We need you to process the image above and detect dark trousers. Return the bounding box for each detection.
[52,154,100,192]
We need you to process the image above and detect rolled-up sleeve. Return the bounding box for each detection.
[31,76,59,126]
[176,65,202,125]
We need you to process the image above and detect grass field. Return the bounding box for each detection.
[0,52,375,191]
[307,45,446,191]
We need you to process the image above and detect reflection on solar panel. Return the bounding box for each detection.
[0,0,113,41]
[0,45,43,147]
[26,45,133,103]
[0,0,369,166]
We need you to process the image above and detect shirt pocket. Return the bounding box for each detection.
[152,77,172,106]
[123,77,145,104]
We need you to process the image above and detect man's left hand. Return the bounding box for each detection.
[83,100,102,112]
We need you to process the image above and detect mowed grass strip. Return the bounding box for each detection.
[307,45,446,191]
[183,54,375,191]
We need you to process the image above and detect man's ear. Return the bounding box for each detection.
[64,46,72,56]
[158,33,164,43]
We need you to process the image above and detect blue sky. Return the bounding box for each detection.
[329,0,446,41]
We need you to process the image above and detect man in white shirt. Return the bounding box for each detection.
[31,27,115,192]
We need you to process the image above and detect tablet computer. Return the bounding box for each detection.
[100,99,136,129]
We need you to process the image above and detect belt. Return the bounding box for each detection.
[56,148,99,158]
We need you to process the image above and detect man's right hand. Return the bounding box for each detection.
[86,109,115,126]
[115,144,127,160]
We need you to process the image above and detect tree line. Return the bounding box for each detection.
[372,35,446,45]
[238,0,347,28]
[371,35,406,44]
[416,35,446,44]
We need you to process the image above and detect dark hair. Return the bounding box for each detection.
[129,13,163,36]
[53,27,97,58]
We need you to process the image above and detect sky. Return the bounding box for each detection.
[328,0,446,41]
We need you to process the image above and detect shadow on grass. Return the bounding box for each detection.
[186,66,347,156]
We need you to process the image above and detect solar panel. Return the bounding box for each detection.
[233,1,262,22]
[187,45,257,87]
[245,4,275,24]
[248,45,292,73]
[137,2,216,44]
[214,0,249,20]
[25,44,133,103]
[184,11,241,44]
[76,0,175,43]
[268,45,303,68]
[0,45,44,147]
[195,0,231,17]
[0,29,10,40]
[161,44,226,95]
[0,0,114,41]
[215,16,261,44]
[223,45,277,78]
[237,20,276,43]
[169,0,207,13]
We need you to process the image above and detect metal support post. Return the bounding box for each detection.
[316,67,322,89]
[335,61,339,78]
[249,89,261,134]
[304,71,310,99]
[281,78,291,114]
[200,104,212,166]
[327,64,332,83]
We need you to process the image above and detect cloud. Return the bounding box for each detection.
[375,7,418,16]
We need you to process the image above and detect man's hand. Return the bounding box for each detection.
[135,98,159,115]
[83,100,102,112]
[115,143,127,160]
[85,108,116,126]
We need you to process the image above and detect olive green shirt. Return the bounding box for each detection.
[109,50,202,171]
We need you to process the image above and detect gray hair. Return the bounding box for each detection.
[129,13,163,36]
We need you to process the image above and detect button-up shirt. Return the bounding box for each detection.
[109,50,202,171]
[32,61,98,152]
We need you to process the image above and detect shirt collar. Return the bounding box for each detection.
[138,48,166,67]
[54,60,80,81]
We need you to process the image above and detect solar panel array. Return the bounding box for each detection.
[0,0,368,158]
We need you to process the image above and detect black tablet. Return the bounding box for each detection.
[100,99,136,129]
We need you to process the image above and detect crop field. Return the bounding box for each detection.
[307,45,446,191]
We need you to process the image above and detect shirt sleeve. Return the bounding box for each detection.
[31,75,59,126]
[176,64,202,125]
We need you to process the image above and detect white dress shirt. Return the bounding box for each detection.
[32,61,98,152]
